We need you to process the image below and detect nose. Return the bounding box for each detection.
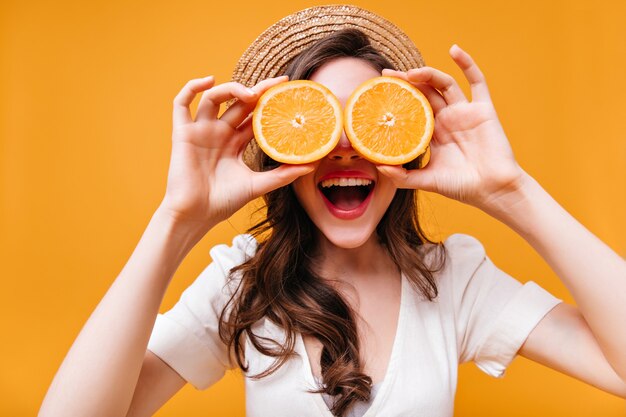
[326,131,361,161]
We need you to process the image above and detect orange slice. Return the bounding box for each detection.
[252,80,343,164]
[344,76,434,165]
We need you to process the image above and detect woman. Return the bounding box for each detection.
[39,5,626,417]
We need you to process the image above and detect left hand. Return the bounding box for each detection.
[378,44,526,211]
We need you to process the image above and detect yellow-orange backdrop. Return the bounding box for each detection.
[1,0,625,415]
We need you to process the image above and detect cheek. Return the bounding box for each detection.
[291,174,317,208]
[375,177,398,209]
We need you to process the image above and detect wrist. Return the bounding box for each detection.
[152,204,216,251]
[479,169,539,226]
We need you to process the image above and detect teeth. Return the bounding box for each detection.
[320,178,373,188]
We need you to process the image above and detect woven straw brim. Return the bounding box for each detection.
[231,4,426,168]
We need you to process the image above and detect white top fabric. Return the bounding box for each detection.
[148,233,562,417]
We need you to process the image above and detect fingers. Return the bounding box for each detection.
[381,68,406,79]
[406,66,468,105]
[220,76,289,129]
[448,44,492,102]
[232,115,254,150]
[195,81,259,121]
[251,163,316,198]
[376,164,436,193]
[173,75,215,126]
[399,45,491,105]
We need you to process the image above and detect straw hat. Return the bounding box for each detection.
[231,4,426,167]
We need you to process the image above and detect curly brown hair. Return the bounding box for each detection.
[219,29,446,417]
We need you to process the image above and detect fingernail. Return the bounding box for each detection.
[246,88,256,95]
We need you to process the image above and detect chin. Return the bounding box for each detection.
[292,175,395,251]
[316,223,378,249]
[291,161,397,251]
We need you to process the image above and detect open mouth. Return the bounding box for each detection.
[318,177,375,211]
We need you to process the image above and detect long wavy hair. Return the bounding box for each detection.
[219,29,446,416]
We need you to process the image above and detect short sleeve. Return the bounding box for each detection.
[147,234,257,390]
[445,233,563,378]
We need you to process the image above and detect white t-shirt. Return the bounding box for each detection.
[148,233,562,417]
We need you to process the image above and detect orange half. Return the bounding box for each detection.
[344,76,434,165]
[252,80,343,164]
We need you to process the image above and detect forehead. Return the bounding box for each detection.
[309,57,381,104]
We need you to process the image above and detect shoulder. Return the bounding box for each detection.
[442,233,487,269]
[208,233,258,275]
[179,234,258,307]
[147,234,259,386]
[419,233,487,276]
[420,233,492,299]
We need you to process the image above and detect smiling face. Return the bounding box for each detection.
[291,57,398,249]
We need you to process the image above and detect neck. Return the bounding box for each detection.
[314,232,398,283]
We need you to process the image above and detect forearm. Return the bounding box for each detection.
[485,170,626,380]
[39,207,212,417]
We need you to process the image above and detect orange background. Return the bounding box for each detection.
[1,0,625,415]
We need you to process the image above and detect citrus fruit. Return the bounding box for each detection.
[252,80,343,164]
[344,76,434,165]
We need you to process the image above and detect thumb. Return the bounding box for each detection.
[251,163,315,197]
[376,165,437,192]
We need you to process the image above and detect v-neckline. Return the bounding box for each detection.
[297,273,407,417]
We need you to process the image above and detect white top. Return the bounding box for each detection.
[317,375,382,417]
[148,233,562,417]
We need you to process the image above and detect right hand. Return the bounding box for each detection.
[159,75,315,228]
